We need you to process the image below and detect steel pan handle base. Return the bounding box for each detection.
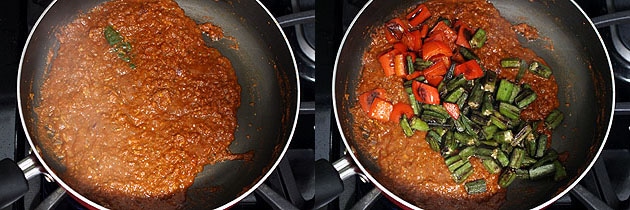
[0,158,29,209]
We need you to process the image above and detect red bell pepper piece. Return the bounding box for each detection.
[358,88,387,113]
[385,18,407,40]
[443,102,461,120]
[378,50,397,76]
[406,4,431,28]
[425,75,443,87]
[422,41,453,60]
[426,21,457,48]
[405,70,423,80]
[431,55,451,70]
[422,61,448,77]
[402,29,423,52]
[455,22,472,48]
[394,53,407,77]
[369,97,394,121]
[455,60,485,80]
[390,103,414,122]
[451,50,466,64]
[464,59,484,80]
[454,62,465,76]
[393,43,407,53]
[419,24,429,38]
[412,80,440,105]
[385,31,398,43]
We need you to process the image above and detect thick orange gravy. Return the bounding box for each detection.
[35,0,242,209]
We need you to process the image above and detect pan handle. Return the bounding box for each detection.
[314,155,370,209]
[0,155,45,209]
[332,155,368,182]
[332,156,386,210]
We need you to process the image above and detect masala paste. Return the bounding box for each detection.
[351,0,559,209]
[35,0,242,209]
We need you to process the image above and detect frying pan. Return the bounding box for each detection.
[0,0,299,209]
[333,0,615,209]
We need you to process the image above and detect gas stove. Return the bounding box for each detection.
[1,0,629,210]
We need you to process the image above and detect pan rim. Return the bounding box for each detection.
[16,0,301,209]
[331,0,616,209]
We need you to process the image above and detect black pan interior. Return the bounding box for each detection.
[18,0,298,209]
[334,0,613,209]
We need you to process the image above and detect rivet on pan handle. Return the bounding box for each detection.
[17,154,44,180]
[0,154,48,209]
[333,155,369,183]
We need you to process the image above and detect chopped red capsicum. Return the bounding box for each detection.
[358,88,387,113]
[405,70,423,80]
[379,50,397,76]
[451,50,466,64]
[455,22,472,48]
[412,80,440,105]
[426,21,457,49]
[402,29,423,52]
[455,59,485,80]
[425,75,444,87]
[430,55,451,69]
[394,53,407,77]
[393,43,407,53]
[422,41,453,60]
[443,102,461,120]
[390,103,414,122]
[422,61,448,77]
[406,4,431,28]
[385,30,398,43]
[419,24,429,38]
[369,97,394,121]
[385,18,407,40]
